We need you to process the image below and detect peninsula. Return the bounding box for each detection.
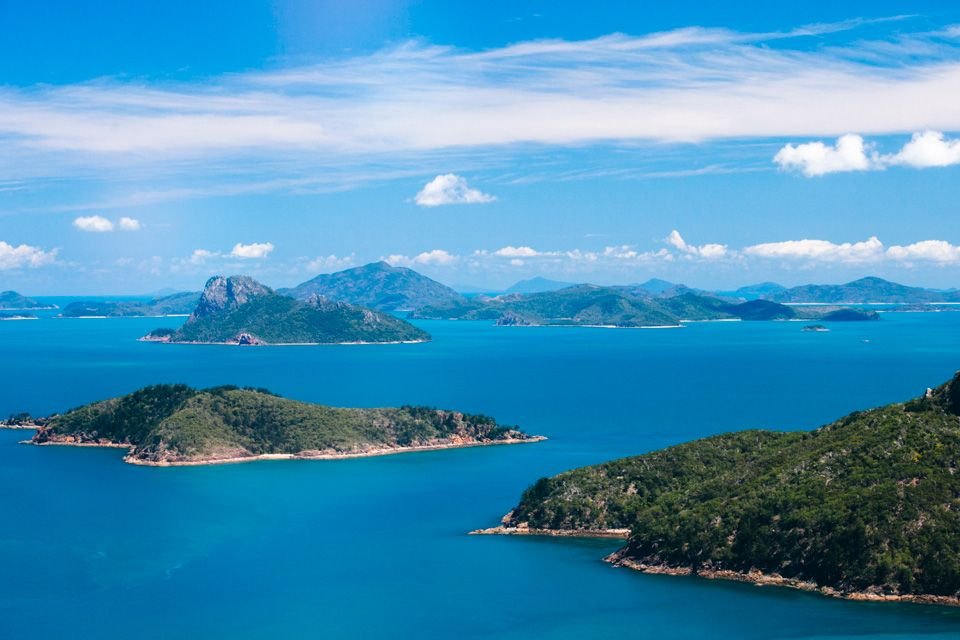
[476,371,960,606]
[29,384,542,466]
[144,275,429,345]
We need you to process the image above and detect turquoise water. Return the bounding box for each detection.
[2,311,960,638]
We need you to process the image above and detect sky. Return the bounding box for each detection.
[1,0,960,294]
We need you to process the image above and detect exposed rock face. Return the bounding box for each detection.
[194,276,272,318]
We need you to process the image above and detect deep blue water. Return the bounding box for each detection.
[2,310,960,639]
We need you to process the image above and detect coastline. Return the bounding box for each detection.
[604,549,960,608]
[26,435,546,466]
[138,336,430,346]
[469,525,630,539]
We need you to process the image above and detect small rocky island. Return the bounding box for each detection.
[28,384,542,466]
[476,372,960,606]
[143,275,429,345]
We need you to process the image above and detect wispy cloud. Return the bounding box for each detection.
[2,17,960,208]
[72,215,141,231]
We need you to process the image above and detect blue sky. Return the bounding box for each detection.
[2,0,960,294]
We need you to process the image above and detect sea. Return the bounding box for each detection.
[2,303,960,639]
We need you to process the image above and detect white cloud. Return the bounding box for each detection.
[117,216,141,230]
[743,237,885,263]
[666,230,729,259]
[73,215,114,232]
[494,245,540,258]
[304,253,355,273]
[886,239,960,263]
[773,134,874,176]
[384,249,458,267]
[885,130,960,168]
[230,242,274,259]
[414,174,496,207]
[189,249,217,265]
[0,241,58,269]
[775,130,960,176]
[742,235,960,265]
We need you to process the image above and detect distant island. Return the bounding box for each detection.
[60,291,200,318]
[412,285,879,328]
[0,290,56,310]
[22,384,542,466]
[505,277,576,295]
[769,277,960,304]
[475,372,960,606]
[144,275,429,345]
[284,261,466,311]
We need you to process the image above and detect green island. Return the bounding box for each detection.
[144,275,429,345]
[60,292,199,317]
[475,372,960,606]
[283,260,466,311]
[25,384,542,466]
[413,285,879,328]
[0,290,56,310]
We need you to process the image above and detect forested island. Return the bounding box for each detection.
[0,290,56,310]
[27,384,542,466]
[284,260,466,311]
[413,285,878,328]
[476,371,960,606]
[60,292,199,317]
[144,275,429,345]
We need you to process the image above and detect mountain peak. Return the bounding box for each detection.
[196,275,272,317]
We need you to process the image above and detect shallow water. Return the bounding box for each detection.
[2,310,960,638]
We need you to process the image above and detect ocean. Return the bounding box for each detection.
[2,308,960,638]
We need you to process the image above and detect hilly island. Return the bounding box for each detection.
[23,384,542,466]
[144,275,429,345]
[476,371,960,606]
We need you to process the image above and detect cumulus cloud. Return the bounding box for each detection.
[189,249,217,265]
[0,241,58,270]
[775,130,960,176]
[414,174,496,207]
[494,246,540,258]
[73,215,142,232]
[117,216,141,231]
[666,230,728,259]
[304,253,355,273]
[73,215,115,232]
[742,236,960,265]
[773,134,874,176]
[230,242,274,259]
[885,130,960,168]
[385,249,458,267]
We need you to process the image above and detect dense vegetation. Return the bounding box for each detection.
[413,286,878,327]
[771,277,960,304]
[504,372,960,599]
[33,384,536,464]
[60,292,199,317]
[284,261,466,311]
[0,290,54,310]
[147,275,429,344]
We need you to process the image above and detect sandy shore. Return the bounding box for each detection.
[604,549,960,607]
[0,423,42,430]
[27,435,545,467]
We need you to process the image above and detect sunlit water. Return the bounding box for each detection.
[2,307,960,638]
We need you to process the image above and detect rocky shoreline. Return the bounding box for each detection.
[27,434,546,467]
[604,548,960,607]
